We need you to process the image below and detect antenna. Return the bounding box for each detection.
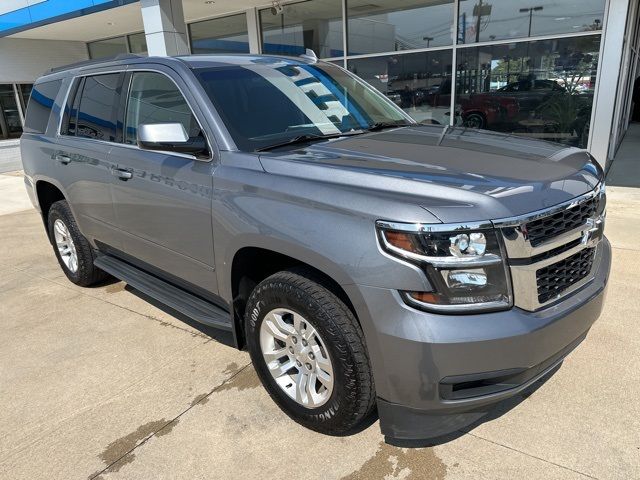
[300,49,318,62]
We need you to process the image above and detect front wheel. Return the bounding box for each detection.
[245,268,375,435]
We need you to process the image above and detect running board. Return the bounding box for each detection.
[94,255,233,332]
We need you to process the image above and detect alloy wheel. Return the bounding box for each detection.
[259,308,334,408]
[53,218,78,273]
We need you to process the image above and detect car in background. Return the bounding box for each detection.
[425,79,519,129]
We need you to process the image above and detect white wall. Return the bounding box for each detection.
[0,37,88,83]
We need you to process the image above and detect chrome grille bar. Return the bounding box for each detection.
[493,183,606,311]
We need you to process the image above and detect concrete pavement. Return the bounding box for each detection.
[0,179,638,479]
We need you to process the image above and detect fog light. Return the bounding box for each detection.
[446,270,488,290]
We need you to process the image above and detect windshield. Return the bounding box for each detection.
[193,62,411,151]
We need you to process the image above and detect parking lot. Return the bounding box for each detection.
[0,170,638,480]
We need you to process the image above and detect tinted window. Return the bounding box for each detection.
[87,36,128,59]
[455,35,600,148]
[259,0,343,58]
[347,0,454,55]
[347,49,454,125]
[61,78,82,136]
[76,74,120,141]
[189,14,250,54]
[194,63,407,151]
[457,0,605,44]
[124,72,201,145]
[23,79,62,134]
[127,33,148,55]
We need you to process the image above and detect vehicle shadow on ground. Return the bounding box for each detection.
[94,278,236,348]
[93,277,561,445]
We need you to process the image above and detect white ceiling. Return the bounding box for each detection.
[9,0,268,42]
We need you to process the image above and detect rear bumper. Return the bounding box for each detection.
[345,237,611,445]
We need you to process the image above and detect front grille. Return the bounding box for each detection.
[536,248,596,304]
[525,196,599,247]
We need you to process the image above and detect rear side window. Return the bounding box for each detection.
[75,73,121,142]
[124,72,201,145]
[23,79,62,134]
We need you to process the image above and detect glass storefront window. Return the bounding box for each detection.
[347,0,454,56]
[348,49,456,125]
[260,0,343,58]
[457,0,605,44]
[87,36,128,59]
[128,32,148,55]
[0,84,24,139]
[16,84,32,114]
[455,35,600,147]
[189,13,250,54]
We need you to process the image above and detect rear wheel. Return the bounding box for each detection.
[47,200,108,287]
[245,268,375,435]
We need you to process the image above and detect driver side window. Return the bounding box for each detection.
[124,72,201,145]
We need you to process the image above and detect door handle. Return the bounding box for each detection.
[112,168,133,180]
[55,154,71,165]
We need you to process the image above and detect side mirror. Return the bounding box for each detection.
[137,123,208,158]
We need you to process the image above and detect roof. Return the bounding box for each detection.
[38,53,319,82]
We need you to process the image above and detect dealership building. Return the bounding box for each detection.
[0,0,638,169]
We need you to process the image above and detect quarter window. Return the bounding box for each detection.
[23,79,62,135]
[124,72,201,146]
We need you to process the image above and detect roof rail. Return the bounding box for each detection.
[47,53,144,74]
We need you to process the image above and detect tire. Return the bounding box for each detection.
[245,268,375,435]
[464,112,486,129]
[47,200,108,287]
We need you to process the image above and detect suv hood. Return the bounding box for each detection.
[258,125,603,223]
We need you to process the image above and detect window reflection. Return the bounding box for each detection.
[456,35,600,147]
[347,0,454,55]
[260,0,343,58]
[189,13,250,54]
[348,50,458,126]
[457,0,605,44]
[128,32,148,55]
[87,36,128,59]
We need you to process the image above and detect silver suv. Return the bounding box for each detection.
[20,54,610,446]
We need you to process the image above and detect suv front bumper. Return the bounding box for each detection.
[345,237,611,446]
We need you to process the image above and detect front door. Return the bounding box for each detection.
[109,70,217,294]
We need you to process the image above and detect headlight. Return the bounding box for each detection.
[377,221,513,313]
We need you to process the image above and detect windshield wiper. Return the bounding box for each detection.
[366,121,414,131]
[255,132,353,152]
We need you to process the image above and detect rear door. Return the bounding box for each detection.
[109,68,218,294]
[54,72,124,250]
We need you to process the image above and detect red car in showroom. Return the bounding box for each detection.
[425,79,519,129]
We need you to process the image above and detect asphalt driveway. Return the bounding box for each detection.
[0,171,639,479]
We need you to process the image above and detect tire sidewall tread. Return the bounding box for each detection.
[245,268,375,435]
[47,200,107,287]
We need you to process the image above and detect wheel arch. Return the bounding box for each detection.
[228,241,359,350]
[35,179,67,239]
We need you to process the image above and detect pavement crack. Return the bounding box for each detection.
[464,431,600,479]
[18,269,213,340]
[87,362,252,479]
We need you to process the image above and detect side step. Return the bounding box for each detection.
[94,255,233,332]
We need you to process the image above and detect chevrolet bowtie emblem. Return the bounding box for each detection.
[582,217,605,247]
